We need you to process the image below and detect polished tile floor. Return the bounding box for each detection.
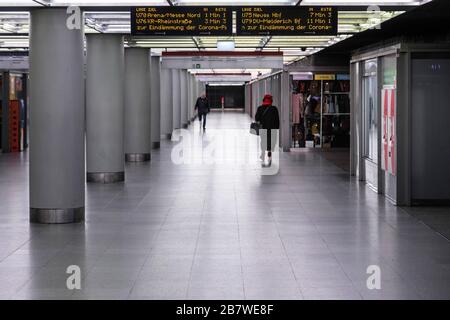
[0,112,450,300]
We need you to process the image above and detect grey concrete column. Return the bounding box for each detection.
[160,68,172,139]
[198,81,205,97]
[185,71,191,125]
[193,77,199,121]
[29,9,85,223]
[193,75,198,120]
[180,70,188,128]
[187,73,192,123]
[172,69,181,130]
[192,74,197,121]
[280,70,291,152]
[150,56,161,149]
[124,48,151,162]
[86,34,125,183]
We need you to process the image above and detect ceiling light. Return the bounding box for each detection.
[217,40,235,51]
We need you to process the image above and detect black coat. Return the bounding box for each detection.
[255,105,280,130]
[195,97,210,114]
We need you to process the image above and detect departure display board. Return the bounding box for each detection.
[236,6,338,36]
[131,6,232,36]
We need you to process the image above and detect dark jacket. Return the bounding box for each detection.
[195,97,210,114]
[255,105,280,130]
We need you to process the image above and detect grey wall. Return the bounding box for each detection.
[251,82,258,118]
[244,85,251,116]
[411,57,450,201]
[280,71,290,151]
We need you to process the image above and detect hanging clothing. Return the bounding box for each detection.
[292,93,301,124]
[305,95,319,116]
[299,94,305,118]
[323,96,329,114]
[328,96,335,114]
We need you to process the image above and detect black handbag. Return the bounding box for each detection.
[250,122,262,135]
[250,107,270,136]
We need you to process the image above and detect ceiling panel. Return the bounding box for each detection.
[0,0,432,6]
[0,1,429,63]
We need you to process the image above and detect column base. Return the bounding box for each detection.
[87,172,124,183]
[152,141,160,149]
[30,207,84,224]
[125,153,150,162]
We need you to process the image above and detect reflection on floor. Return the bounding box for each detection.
[404,207,450,241]
[291,148,350,173]
[0,112,449,300]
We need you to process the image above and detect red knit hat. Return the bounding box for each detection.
[262,94,273,106]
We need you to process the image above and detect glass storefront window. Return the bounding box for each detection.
[382,55,397,86]
[363,59,378,162]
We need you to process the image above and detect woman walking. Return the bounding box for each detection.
[255,94,280,165]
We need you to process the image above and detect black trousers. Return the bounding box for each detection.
[260,129,278,156]
[198,112,207,128]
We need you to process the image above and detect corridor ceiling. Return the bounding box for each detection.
[0,0,432,64]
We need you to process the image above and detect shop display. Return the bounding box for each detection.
[0,72,28,153]
[290,74,350,149]
[291,93,303,124]
[9,100,19,152]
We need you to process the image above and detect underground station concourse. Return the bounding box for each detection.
[0,0,449,302]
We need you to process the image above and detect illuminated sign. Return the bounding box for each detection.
[131,6,232,36]
[237,6,338,36]
[314,74,336,80]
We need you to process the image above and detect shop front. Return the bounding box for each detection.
[351,43,450,206]
[289,71,350,150]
